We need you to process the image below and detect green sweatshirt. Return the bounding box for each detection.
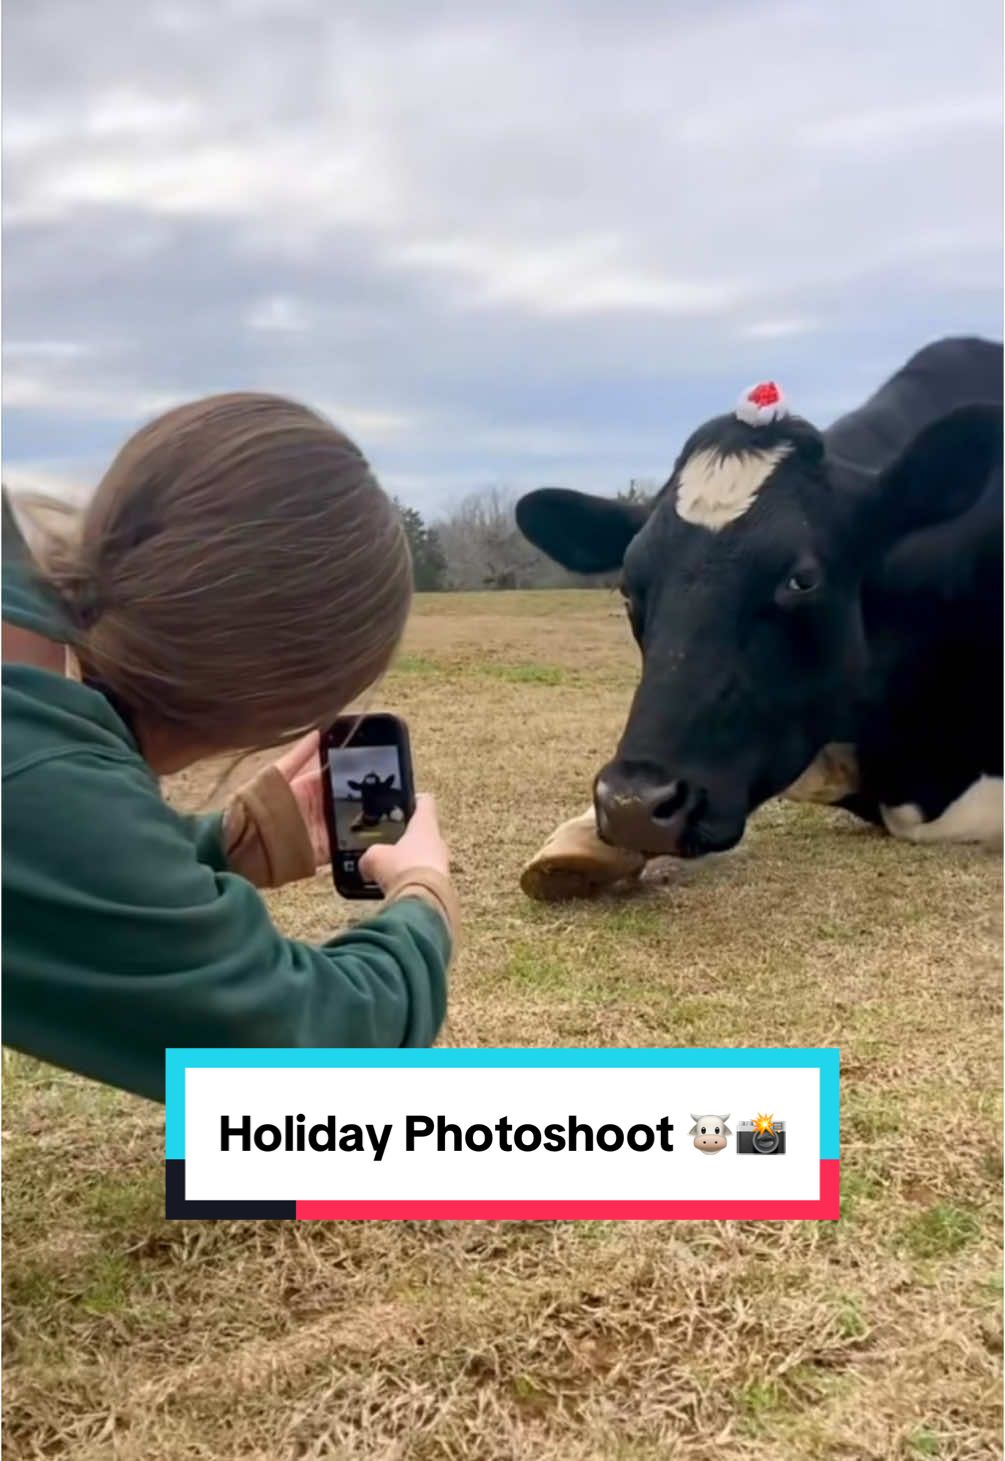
[1,509,451,1101]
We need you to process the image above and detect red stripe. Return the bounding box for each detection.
[296,1159,839,1221]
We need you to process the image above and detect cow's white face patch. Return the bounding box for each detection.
[674,443,793,531]
[881,775,1003,845]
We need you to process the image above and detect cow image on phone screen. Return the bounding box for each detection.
[327,745,408,852]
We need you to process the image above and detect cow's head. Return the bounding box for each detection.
[517,390,1001,858]
[349,772,393,791]
[689,1115,731,1153]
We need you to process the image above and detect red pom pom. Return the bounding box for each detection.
[735,379,788,426]
[748,382,780,407]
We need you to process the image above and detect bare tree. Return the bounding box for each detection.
[434,486,573,590]
[432,480,661,591]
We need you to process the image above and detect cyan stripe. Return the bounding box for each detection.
[165,1046,840,1160]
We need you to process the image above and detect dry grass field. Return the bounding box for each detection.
[3,589,1002,1460]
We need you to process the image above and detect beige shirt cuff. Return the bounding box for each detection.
[223,764,316,889]
[382,866,461,949]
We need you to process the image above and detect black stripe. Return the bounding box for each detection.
[165,1159,296,1220]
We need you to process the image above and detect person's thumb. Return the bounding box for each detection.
[358,841,393,886]
[357,796,440,889]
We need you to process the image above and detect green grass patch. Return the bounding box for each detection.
[391,654,567,685]
[391,653,443,676]
[79,1253,132,1316]
[834,1293,869,1340]
[845,1091,903,1141]
[4,1264,69,1314]
[839,1169,884,1213]
[84,1172,163,1232]
[899,1203,982,1260]
[740,1378,786,1430]
[975,1271,1002,1306]
[478,662,565,685]
[503,942,577,992]
[597,904,669,937]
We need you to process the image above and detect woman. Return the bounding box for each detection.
[2,393,459,1102]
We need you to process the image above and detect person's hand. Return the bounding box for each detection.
[273,730,330,869]
[359,794,450,892]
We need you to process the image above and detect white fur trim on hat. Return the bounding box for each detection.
[735,380,788,427]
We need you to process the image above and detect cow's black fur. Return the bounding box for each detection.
[516,337,1003,858]
[347,772,405,831]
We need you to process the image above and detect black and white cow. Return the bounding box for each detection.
[347,772,406,832]
[517,337,1002,874]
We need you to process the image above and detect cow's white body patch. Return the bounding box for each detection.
[881,775,1003,845]
[674,444,792,530]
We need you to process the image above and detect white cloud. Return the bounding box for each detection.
[741,318,818,341]
[4,89,202,158]
[2,371,187,418]
[312,403,421,441]
[245,295,312,334]
[10,132,402,233]
[390,236,742,318]
[1,462,97,503]
[798,95,1001,151]
[3,340,95,361]
[3,366,420,446]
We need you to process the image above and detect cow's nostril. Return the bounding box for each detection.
[651,782,689,822]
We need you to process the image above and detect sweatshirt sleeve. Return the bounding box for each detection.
[179,809,230,871]
[2,750,450,1102]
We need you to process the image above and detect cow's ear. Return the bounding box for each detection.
[516,488,649,574]
[845,403,1002,548]
[347,779,360,790]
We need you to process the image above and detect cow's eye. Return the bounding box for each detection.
[620,585,645,641]
[783,564,821,596]
[714,1126,720,1135]
[700,1126,706,1134]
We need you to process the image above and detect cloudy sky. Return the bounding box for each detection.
[3,0,1002,515]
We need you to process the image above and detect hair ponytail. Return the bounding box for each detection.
[11,395,413,751]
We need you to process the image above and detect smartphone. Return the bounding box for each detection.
[320,713,416,899]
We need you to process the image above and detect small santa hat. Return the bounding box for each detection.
[735,380,788,427]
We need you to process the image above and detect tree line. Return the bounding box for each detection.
[396,481,657,592]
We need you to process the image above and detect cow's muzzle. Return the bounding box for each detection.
[594,760,744,858]
[593,761,701,856]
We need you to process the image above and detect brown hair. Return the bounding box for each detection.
[20,393,412,750]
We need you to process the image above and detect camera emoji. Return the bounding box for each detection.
[689,1115,731,1154]
[737,1115,786,1155]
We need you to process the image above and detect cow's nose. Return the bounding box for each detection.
[594,763,700,855]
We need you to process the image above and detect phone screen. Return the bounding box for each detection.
[321,715,414,897]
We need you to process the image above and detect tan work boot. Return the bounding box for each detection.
[520,807,647,902]
[781,743,860,805]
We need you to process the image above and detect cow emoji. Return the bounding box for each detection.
[689,1114,731,1154]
